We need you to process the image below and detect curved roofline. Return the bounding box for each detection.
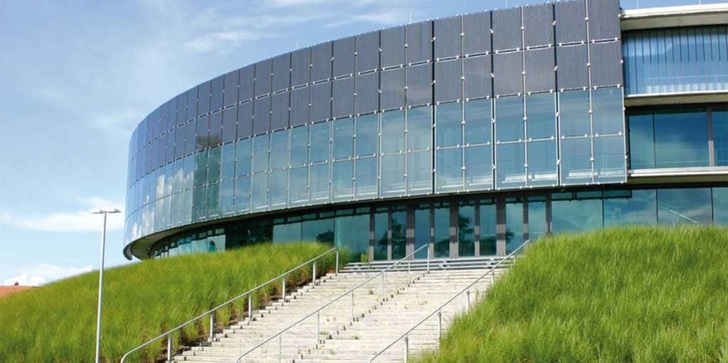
[621,3,728,31]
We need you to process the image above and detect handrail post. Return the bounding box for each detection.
[248,294,253,325]
[278,334,282,363]
[282,277,286,305]
[407,259,411,283]
[350,292,355,323]
[427,247,430,273]
[490,269,494,284]
[166,334,172,363]
[466,290,471,313]
[437,310,442,339]
[403,336,409,363]
[380,270,385,301]
[209,311,215,341]
[335,249,339,276]
[313,261,317,285]
[316,311,320,346]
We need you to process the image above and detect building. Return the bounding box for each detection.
[123,0,728,261]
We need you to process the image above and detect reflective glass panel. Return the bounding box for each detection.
[657,188,712,225]
[604,189,657,227]
[594,136,626,183]
[251,173,268,210]
[465,99,491,145]
[527,140,557,187]
[235,139,252,177]
[560,137,592,185]
[270,130,289,170]
[414,206,430,260]
[436,102,462,148]
[713,187,728,226]
[496,143,526,189]
[310,163,330,203]
[528,199,547,241]
[221,143,236,180]
[269,169,287,208]
[408,106,432,151]
[526,93,556,140]
[458,204,475,257]
[592,88,624,135]
[434,205,450,258]
[335,214,369,258]
[355,114,378,157]
[391,210,406,260]
[505,200,523,254]
[407,151,431,195]
[374,211,388,261]
[380,154,405,197]
[381,110,405,154]
[552,198,603,233]
[495,96,524,142]
[193,151,208,187]
[289,167,308,206]
[479,202,497,256]
[206,182,220,217]
[302,218,334,244]
[654,110,709,168]
[310,122,330,163]
[714,110,728,166]
[465,145,492,190]
[436,148,463,192]
[559,91,590,137]
[207,146,221,184]
[627,113,654,169]
[273,222,302,243]
[252,135,270,173]
[333,118,354,160]
[220,179,235,215]
[290,126,309,167]
[355,157,377,199]
[332,160,353,201]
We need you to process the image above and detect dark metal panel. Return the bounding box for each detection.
[556,44,588,90]
[310,81,331,122]
[587,0,620,41]
[223,69,239,107]
[253,97,271,135]
[237,101,253,139]
[355,71,379,114]
[239,65,254,102]
[211,75,224,112]
[555,0,586,44]
[175,93,187,126]
[272,53,291,93]
[186,88,198,121]
[494,52,523,96]
[174,125,185,159]
[311,42,332,82]
[524,3,553,48]
[271,92,290,131]
[525,48,555,93]
[333,36,356,78]
[332,77,355,118]
[222,105,237,144]
[291,48,311,87]
[434,16,462,60]
[380,67,405,110]
[197,81,211,117]
[184,120,196,155]
[165,131,175,163]
[463,55,492,99]
[356,31,380,73]
[254,59,272,97]
[290,87,310,127]
[590,41,623,87]
[435,59,462,103]
[406,21,432,64]
[381,26,405,68]
[195,116,209,151]
[492,7,522,52]
[164,99,176,131]
[406,63,432,107]
[463,11,491,56]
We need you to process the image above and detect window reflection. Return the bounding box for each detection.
[657,188,712,225]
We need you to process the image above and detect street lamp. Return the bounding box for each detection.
[91,208,120,363]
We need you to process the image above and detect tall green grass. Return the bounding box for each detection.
[420,226,728,363]
[0,242,338,363]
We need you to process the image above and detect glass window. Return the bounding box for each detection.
[714,110,728,166]
[657,188,712,225]
[207,146,221,184]
[526,93,556,140]
[408,106,432,151]
[592,88,624,135]
[560,137,592,185]
[335,214,369,258]
[407,151,431,195]
[355,157,377,199]
[235,138,252,177]
[465,99,491,145]
[193,150,208,187]
[269,169,287,208]
[414,206,430,259]
[496,143,526,189]
[192,186,206,222]
[381,110,405,154]
[479,201,496,256]
[594,136,626,183]
[310,122,330,163]
[604,189,657,227]
[252,135,269,173]
[559,90,590,137]
[290,126,308,167]
[251,173,268,210]
[380,154,405,197]
[288,167,308,206]
[434,205,450,258]
[391,210,407,260]
[465,145,492,190]
[495,96,524,142]
[220,179,235,215]
[310,163,330,203]
[332,160,353,201]
[527,141,557,187]
[333,118,354,160]
[436,148,463,192]
[206,182,220,217]
[221,143,236,180]
[269,130,289,170]
[552,198,603,233]
[713,187,728,226]
[654,109,709,168]
[355,114,378,157]
[436,102,462,148]
[627,113,654,169]
[528,199,547,241]
[273,222,302,243]
[458,204,475,257]
[374,211,388,261]
[505,200,524,254]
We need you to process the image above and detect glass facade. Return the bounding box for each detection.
[125,1,727,261]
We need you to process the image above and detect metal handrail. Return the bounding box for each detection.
[236,243,431,362]
[120,247,338,363]
[368,240,532,362]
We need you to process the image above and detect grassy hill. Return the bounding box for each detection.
[0,242,336,362]
[419,226,728,362]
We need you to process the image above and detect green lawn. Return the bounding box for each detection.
[0,242,336,362]
[419,226,728,363]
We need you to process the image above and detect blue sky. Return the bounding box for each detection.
[0,0,719,286]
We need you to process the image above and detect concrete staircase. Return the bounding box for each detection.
[175,259,509,363]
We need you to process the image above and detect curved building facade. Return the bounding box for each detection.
[123,0,728,260]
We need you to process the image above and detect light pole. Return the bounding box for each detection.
[91,208,120,363]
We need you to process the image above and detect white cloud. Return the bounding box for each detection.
[3,264,93,286]
[0,197,124,233]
